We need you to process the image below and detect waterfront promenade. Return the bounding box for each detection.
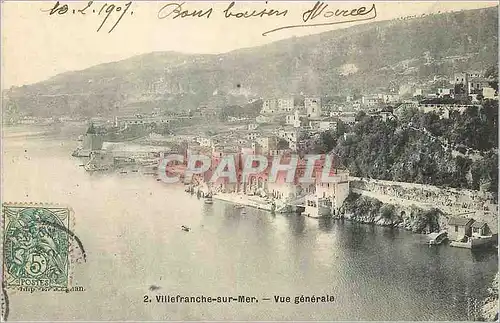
[212,192,274,211]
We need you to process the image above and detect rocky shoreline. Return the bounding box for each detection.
[189,188,455,234]
[339,193,447,233]
[481,272,499,321]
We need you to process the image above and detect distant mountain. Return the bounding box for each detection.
[4,6,498,118]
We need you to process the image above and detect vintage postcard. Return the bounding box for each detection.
[1,0,498,321]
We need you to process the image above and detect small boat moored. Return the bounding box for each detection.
[204,193,213,204]
[428,231,448,246]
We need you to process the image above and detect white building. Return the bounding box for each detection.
[399,84,414,96]
[339,116,356,125]
[314,170,350,215]
[196,137,213,147]
[261,99,277,114]
[413,89,423,97]
[114,115,171,128]
[483,87,498,99]
[468,78,491,95]
[362,94,383,107]
[305,97,321,118]
[309,119,337,131]
[277,98,294,112]
[256,115,272,124]
[256,136,278,154]
[418,103,474,119]
[383,94,400,104]
[438,88,453,97]
[246,132,258,141]
[452,72,468,85]
[319,121,337,131]
[468,71,483,78]
[286,110,303,127]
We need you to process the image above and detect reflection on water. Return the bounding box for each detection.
[2,128,498,321]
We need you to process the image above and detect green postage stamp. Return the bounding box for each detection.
[2,203,73,290]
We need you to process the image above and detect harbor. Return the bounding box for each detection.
[73,124,498,251]
[3,125,499,321]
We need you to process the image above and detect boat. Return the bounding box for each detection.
[84,163,111,172]
[204,190,214,204]
[204,193,213,204]
[72,148,92,158]
[428,231,448,246]
[181,225,190,232]
[234,205,244,209]
[450,235,497,249]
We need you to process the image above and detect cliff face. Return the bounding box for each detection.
[339,193,446,233]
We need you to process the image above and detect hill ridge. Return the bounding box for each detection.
[4,5,498,117]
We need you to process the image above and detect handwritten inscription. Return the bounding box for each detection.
[158,1,287,20]
[158,2,213,20]
[156,1,375,36]
[41,1,377,36]
[263,2,377,36]
[222,2,288,19]
[42,1,134,33]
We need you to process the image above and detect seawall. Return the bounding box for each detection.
[339,193,446,233]
[350,177,498,231]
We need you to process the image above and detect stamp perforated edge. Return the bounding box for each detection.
[1,202,79,295]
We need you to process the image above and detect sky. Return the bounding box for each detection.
[1,1,498,88]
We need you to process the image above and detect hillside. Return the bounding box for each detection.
[309,102,499,195]
[3,6,498,118]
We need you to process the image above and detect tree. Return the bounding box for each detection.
[277,138,289,150]
[355,111,366,121]
[311,102,498,194]
[380,204,396,220]
[336,120,349,136]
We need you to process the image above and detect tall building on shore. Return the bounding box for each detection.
[72,123,104,157]
[305,97,321,118]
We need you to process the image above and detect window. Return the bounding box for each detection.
[455,226,458,232]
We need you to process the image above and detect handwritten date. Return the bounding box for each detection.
[42,1,134,33]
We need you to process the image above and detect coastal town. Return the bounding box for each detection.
[38,69,493,254]
[45,66,498,320]
[2,2,499,320]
